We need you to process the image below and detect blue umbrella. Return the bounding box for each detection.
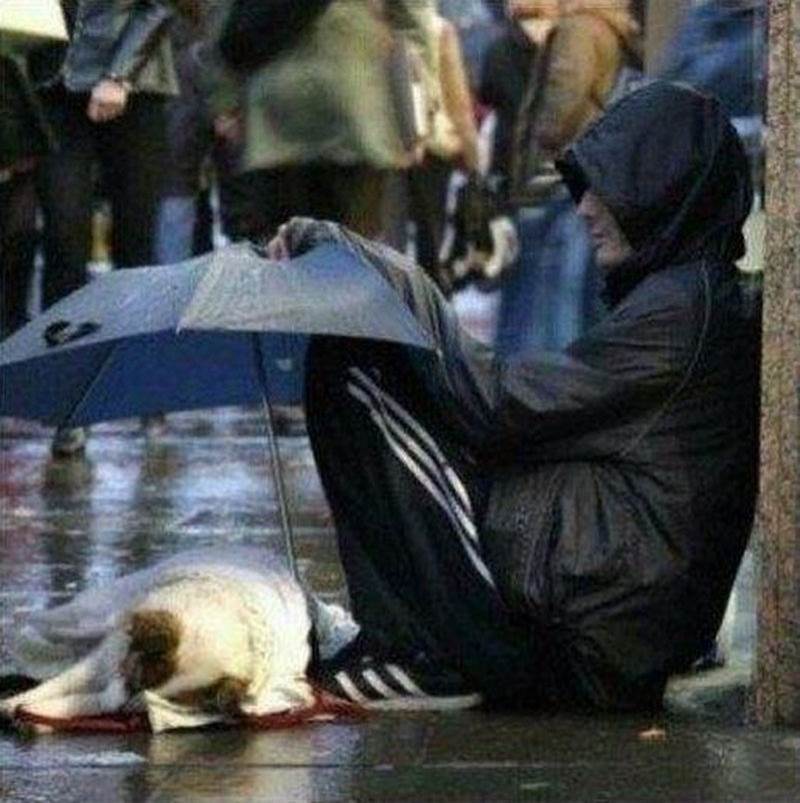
[0,241,435,573]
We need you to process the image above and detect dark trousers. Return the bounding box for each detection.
[37,87,168,309]
[305,339,542,704]
[221,164,388,243]
[0,170,38,336]
[407,156,452,285]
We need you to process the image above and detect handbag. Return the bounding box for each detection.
[218,0,333,71]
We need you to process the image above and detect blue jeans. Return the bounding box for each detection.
[155,194,198,265]
[495,193,598,356]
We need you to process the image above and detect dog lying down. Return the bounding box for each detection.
[0,548,364,735]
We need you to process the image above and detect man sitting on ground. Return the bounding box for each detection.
[269,81,761,712]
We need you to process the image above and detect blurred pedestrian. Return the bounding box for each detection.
[407,14,480,293]
[658,0,766,120]
[209,0,440,436]
[154,2,214,265]
[28,0,179,456]
[0,49,50,338]
[213,0,438,243]
[478,7,538,187]
[154,0,247,265]
[438,0,501,87]
[658,0,767,230]
[490,0,640,355]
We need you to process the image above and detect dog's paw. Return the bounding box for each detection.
[14,712,55,738]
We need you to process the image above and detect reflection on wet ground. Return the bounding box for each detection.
[1,409,799,802]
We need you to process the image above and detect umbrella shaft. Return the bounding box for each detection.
[261,397,298,578]
[252,334,298,578]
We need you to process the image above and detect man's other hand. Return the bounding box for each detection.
[87,79,130,123]
[265,217,340,262]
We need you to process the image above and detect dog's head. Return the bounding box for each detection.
[122,600,253,714]
[123,609,182,695]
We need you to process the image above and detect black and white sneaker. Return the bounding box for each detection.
[312,650,482,712]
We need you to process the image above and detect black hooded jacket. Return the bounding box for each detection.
[287,82,761,710]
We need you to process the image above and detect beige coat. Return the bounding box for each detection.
[428,16,479,171]
[537,1,639,156]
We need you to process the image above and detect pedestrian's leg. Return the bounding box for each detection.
[305,340,537,702]
[219,167,308,242]
[407,156,452,285]
[0,171,38,335]
[102,94,168,269]
[36,89,95,309]
[379,170,409,253]
[495,207,545,356]
[192,188,214,255]
[319,164,387,239]
[154,194,198,264]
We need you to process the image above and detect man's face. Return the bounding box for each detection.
[576,191,635,270]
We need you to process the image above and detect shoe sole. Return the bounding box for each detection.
[361,693,483,712]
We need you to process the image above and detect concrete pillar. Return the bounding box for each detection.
[754,0,800,726]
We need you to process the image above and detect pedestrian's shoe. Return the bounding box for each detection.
[51,427,87,458]
[311,645,482,711]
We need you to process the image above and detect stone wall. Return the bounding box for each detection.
[754,0,800,726]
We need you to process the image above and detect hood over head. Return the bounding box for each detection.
[557,81,752,304]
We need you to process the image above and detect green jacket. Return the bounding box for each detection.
[236,0,437,172]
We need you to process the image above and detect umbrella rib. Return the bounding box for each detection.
[60,340,122,427]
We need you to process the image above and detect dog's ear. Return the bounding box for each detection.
[126,610,182,692]
[168,675,249,714]
[128,610,182,656]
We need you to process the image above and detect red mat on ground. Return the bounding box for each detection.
[11,689,368,734]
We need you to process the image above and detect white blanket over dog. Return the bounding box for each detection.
[8,547,359,732]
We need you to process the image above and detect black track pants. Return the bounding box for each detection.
[305,340,542,703]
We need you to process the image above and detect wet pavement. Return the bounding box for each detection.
[2,293,799,802]
[3,410,800,803]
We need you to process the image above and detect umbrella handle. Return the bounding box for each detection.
[44,320,101,348]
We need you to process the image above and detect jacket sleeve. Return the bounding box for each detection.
[282,218,693,457]
[483,304,692,457]
[106,0,175,83]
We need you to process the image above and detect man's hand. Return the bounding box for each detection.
[87,79,130,123]
[265,222,292,261]
[265,217,341,262]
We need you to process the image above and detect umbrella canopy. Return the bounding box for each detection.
[0,242,435,427]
